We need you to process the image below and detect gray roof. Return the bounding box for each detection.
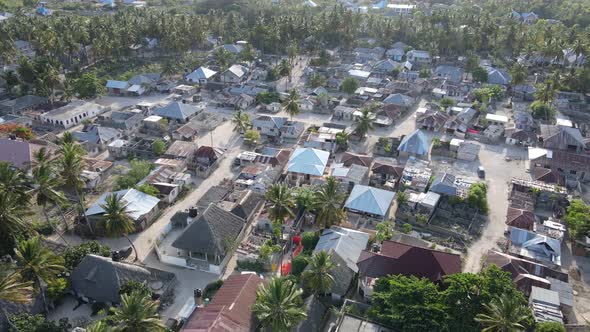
[154,102,199,120]
[485,66,511,85]
[398,129,430,156]
[296,296,329,332]
[70,255,173,303]
[0,95,47,113]
[228,190,264,220]
[345,185,396,217]
[430,173,458,196]
[222,44,244,54]
[383,93,414,107]
[128,73,160,86]
[313,226,370,272]
[86,189,160,221]
[434,65,464,83]
[172,203,245,256]
[72,126,120,144]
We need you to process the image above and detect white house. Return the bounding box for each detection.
[186,67,217,84]
[221,65,248,84]
[40,101,107,129]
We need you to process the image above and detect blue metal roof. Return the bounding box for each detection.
[344,185,395,217]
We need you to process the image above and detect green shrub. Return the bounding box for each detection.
[291,254,309,277]
[31,221,54,235]
[301,231,320,255]
[64,241,111,271]
[203,279,224,299]
[119,280,151,297]
[236,260,267,273]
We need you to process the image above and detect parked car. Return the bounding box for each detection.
[477,166,485,179]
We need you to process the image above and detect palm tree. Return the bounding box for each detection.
[265,183,295,223]
[475,294,531,332]
[100,193,138,262]
[252,277,307,331]
[0,162,30,203]
[61,131,75,145]
[57,142,91,233]
[85,320,110,332]
[335,131,349,151]
[314,177,345,229]
[32,149,69,246]
[295,187,317,214]
[355,107,374,139]
[214,47,233,71]
[396,191,408,205]
[278,59,292,90]
[282,89,300,120]
[535,80,556,105]
[0,273,33,303]
[232,110,251,134]
[301,251,335,296]
[14,236,65,310]
[0,189,30,256]
[108,291,166,332]
[509,63,527,87]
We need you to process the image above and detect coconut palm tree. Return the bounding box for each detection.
[14,236,65,287]
[475,294,531,332]
[535,80,556,104]
[0,272,33,303]
[335,131,349,151]
[509,63,528,87]
[57,142,91,233]
[265,183,295,223]
[100,193,138,262]
[214,47,233,72]
[0,162,30,203]
[355,107,374,139]
[278,59,292,90]
[108,291,166,332]
[301,251,335,296]
[0,189,31,256]
[32,150,69,246]
[232,110,251,134]
[314,176,345,229]
[295,187,317,214]
[252,277,307,332]
[282,89,300,120]
[85,320,110,332]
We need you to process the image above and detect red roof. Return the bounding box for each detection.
[357,240,461,282]
[182,273,262,332]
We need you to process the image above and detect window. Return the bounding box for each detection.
[570,170,577,175]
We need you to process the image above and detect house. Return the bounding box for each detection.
[185,66,217,84]
[383,93,414,109]
[39,101,107,129]
[357,240,461,300]
[312,227,370,300]
[220,189,264,221]
[562,48,586,67]
[513,111,535,130]
[86,189,160,231]
[484,66,511,85]
[171,203,246,274]
[228,93,255,110]
[344,184,395,219]
[370,161,404,190]
[140,165,191,186]
[164,141,197,160]
[221,64,248,84]
[505,127,537,146]
[434,65,464,83]
[386,48,405,61]
[182,273,262,332]
[485,113,509,126]
[532,167,565,186]
[528,147,590,183]
[303,126,343,153]
[221,43,244,54]
[512,10,539,24]
[483,124,504,141]
[406,50,431,63]
[173,84,197,95]
[506,208,536,231]
[72,126,122,154]
[0,138,58,170]
[152,183,180,204]
[296,296,329,332]
[0,95,47,114]
[398,130,430,159]
[340,152,373,168]
[353,47,385,63]
[347,69,371,81]
[287,147,329,182]
[372,59,401,74]
[234,165,281,194]
[509,227,561,267]
[106,80,130,95]
[173,121,199,142]
[192,146,223,172]
[529,286,564,324]
[387,3,415,15]
[298,96,315,112]
[252,115,287,138]
[430,173,458,196]
[331,163,369,189]
[333,105,357,121]
[513,85,536,101]
[400,158,432,192]
[70,255,175,305]
[154,102,199,123]
[539,124,586,152]
[106,111,144,135]
[417,111,450,131]
[375,104,402,126]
